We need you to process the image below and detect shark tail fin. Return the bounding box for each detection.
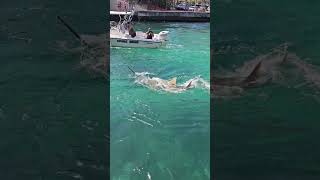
[168,77,177,87]
[243,61,262,83]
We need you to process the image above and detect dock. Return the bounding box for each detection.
[110,10,210,22]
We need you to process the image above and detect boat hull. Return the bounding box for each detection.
[110,37,165,48]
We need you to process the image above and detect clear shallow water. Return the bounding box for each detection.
[110,23,210,179]
[213,0,320,179]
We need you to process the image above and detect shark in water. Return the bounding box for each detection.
[56,16,108,78]
[137,76,193,90]
[213,60,263,88]
[128,67,198,93]
[212,44,289,97]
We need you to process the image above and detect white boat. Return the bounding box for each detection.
[110,11,169,48]
[110,30,169,48]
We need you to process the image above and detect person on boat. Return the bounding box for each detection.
[145,28,154,39]
[128,22,136,38]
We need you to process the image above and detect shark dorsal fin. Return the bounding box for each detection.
[243,61,262,83]
[185,81,193,89]
[168,77,177,87]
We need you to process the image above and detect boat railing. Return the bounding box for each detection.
[113,10,135,34]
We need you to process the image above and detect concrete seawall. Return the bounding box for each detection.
[110,10,210,22]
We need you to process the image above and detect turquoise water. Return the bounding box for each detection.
[213,0,320,179]
[110,23,210,179]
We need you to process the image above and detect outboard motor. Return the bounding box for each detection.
[158,31,169,41]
